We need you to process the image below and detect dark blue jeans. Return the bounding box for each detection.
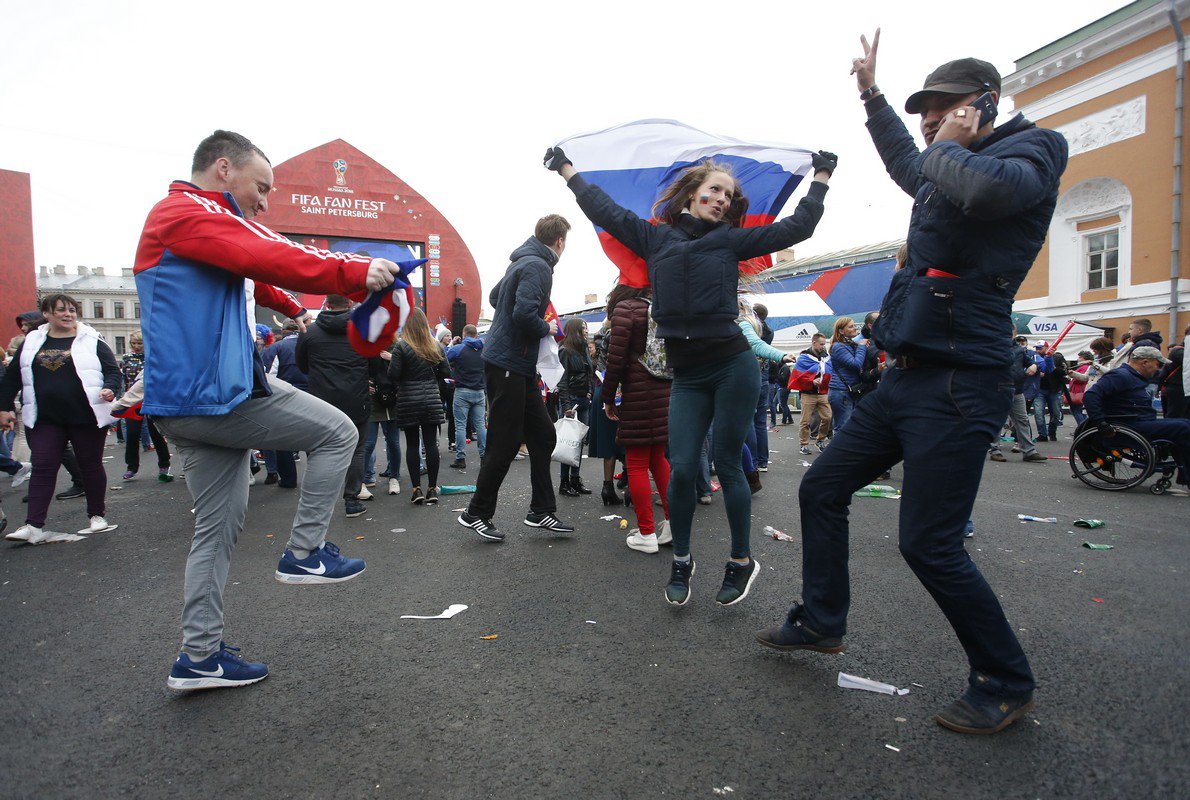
[667,350,759,559]
[827,386,855,433]
[364,420,402,483]
[797,365,1034,698]
[1033,389,1063,438]
[747,382,770,466]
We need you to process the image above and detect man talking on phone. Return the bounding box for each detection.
[756,33,1068,735]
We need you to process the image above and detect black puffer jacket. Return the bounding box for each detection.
[482,238,555,377]
[568,174,827,341]
[864,96,1068,368]
[295,309,373,424]
[388,340,449,428]
[557,345,593,409]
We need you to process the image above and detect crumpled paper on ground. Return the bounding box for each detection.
[838,672,910,696]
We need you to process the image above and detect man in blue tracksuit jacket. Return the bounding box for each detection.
[756,41,1068,735]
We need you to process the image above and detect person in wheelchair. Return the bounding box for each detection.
[1083,345,1190,496]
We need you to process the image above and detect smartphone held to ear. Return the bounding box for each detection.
[971,92,997,128]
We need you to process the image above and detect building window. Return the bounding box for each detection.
[92,301,104,319]
[133,302,141,319]
[113,301,124,319]
[115,336,126,355]
[1085,229,1119,290]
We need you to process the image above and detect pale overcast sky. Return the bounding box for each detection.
[2,0,1124,314]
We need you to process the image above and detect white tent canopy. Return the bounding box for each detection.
[1022,316,1108,360]
[771,322,821,348]
[743,291,832,320]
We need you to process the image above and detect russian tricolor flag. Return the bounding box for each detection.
[348,258,428,357]
[555,119,816,287]
[788,352,832,393]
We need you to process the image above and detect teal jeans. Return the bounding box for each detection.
[666,349,759,559]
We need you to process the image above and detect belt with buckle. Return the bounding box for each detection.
[892,355,939,370]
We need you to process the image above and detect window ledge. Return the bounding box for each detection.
[1081,287,1119,302]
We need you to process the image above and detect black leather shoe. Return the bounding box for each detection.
[571,477,593,495]
[559,478,580,498]
[935,689,1034,735]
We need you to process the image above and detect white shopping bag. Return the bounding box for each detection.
[537,336,565,391]
[551,407,589,467]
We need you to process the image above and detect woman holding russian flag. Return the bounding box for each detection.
[545,146,835,607]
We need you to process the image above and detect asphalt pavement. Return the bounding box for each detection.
[1,425,1187,799]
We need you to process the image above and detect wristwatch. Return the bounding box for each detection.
[859,85,881,102]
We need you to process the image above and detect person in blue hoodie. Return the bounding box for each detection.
[446,324,487,470]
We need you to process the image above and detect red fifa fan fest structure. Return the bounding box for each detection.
[257,140,480,332]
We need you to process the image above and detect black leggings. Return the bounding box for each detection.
[125,418,170,472]
[404,422,440,491]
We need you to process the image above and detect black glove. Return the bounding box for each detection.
[544,146,572,172]
[1097,422,1116,437]
[811,150,838,176]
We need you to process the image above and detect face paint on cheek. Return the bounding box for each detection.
[699,194,710,205]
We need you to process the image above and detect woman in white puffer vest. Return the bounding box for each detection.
[0,294,121,544]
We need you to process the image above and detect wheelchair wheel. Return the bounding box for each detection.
[1070,426,1157,491]
[1151,478,1171,495]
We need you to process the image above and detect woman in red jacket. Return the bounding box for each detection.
[602,284,673,554]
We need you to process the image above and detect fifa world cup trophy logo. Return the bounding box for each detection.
[333,159,348,186]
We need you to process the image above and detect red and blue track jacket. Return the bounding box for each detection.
[133,181,372,416]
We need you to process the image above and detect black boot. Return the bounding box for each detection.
[559,476,579,498]
[601,480,622,505]
[571,476,593,495]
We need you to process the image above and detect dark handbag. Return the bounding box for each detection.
[375,382,398,409]
[835,371,865,403]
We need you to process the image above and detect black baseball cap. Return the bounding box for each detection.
[905,57,1001,114]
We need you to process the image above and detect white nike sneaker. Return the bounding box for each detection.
[388,478,401,495]
[78,516,118,535]
[5,523,39,542]
[11,461,33,488]
[656,519,673,546]
[357,485,374,501]
[626,529,659,554]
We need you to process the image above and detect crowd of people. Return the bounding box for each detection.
[4,33,1190,740]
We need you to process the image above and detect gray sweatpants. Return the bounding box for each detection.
[156,379,357,659]
[988,391,1037,456]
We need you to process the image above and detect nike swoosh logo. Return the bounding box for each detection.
[190,665,224,677]
[296,562,327,575]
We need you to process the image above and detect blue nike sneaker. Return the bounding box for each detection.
[167,642,268,691]
[274,540,366,584]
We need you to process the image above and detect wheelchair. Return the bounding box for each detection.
[1068,420,1179,494]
